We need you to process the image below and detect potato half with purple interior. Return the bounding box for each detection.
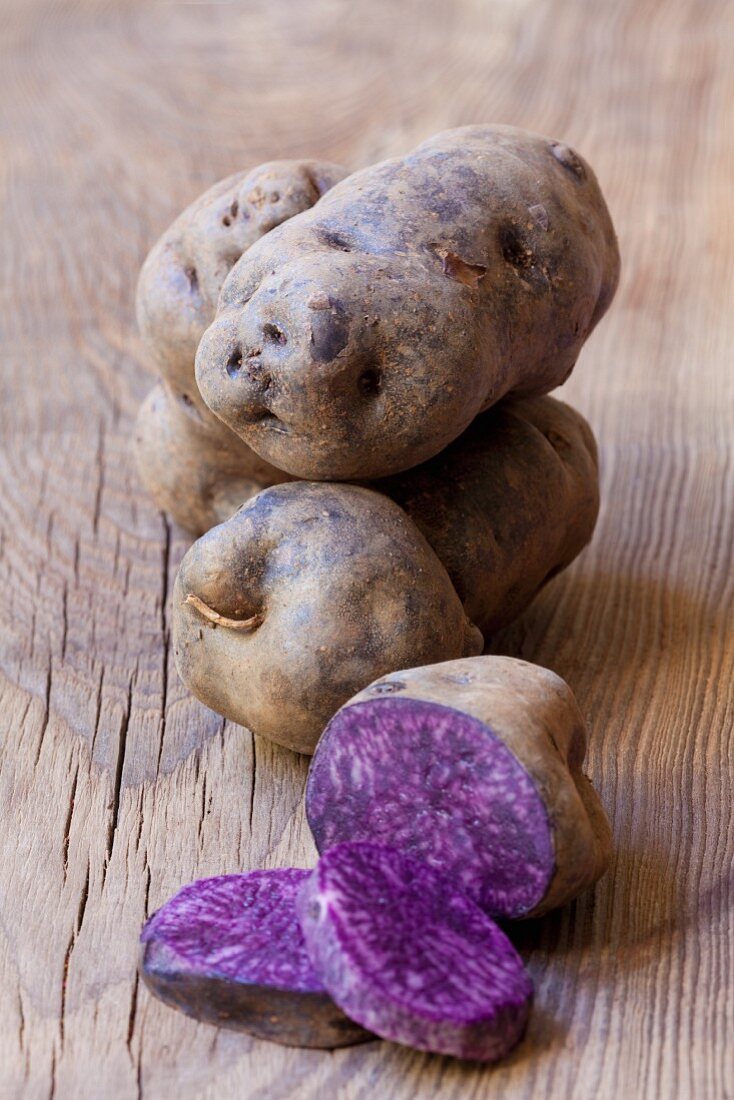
[307,656,612,919]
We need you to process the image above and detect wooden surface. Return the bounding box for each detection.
[1,0,732,1096]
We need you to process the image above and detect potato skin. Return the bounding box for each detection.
[134,381,291,535]
[374,395,599,636]
[140,943,370,1048]
[344,656,613,917]
[196,125,620,480]
[134,159,347,530]
[172,483,483,754]
[136,159,348,400]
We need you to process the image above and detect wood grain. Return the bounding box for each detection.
[1,0,732,1096]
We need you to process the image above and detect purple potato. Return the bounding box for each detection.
[139,869,372,1048]
[297,841,533,1062]
[306,657,612,919]
[134,158,347,533]
[196,125,619,480]
[134,381,292,536]
[172,482,483,754]
[137,159,348,400]
[373,395,599,637]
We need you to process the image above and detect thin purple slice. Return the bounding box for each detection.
[306,697,554,918]
[297,842,533,1062]
[140,869,371,1048]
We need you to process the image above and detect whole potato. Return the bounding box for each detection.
[196,125,619,480]
[137,159,348,401]
[172,483,483,754]
[134,159,347,529]
[374,395,599,636]
[134,382,291,535]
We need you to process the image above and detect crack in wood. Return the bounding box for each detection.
[60,584,68,665]
[155,516,172,779]
[59,929,72,1050]
[17,988,25,1053]
[104,674,134,883]
[126,971,139,1058]
[134,788,145,854]
[49,1046,56,1100]
[143,865,151,920]
[76,861,91,938]
[33,661,53,770]
[62,763,80,885]
[249,733,256,836]
[90,667,105,760]
[59,860,91,1051]
[92,422,106,539]
[46,508,55,554]
[72,537,79,587]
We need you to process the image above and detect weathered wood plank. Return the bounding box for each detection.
[0,0,732,1096]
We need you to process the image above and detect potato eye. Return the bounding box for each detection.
[263,323,287,346]
[499,224,535,270]
[549,142,586,180]
[318,227,353,252]
[370,679,405,694]
[358,368,382,397]
[226,347,243,378]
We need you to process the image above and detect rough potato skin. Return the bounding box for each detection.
[196,125,620,479]
[344,656,613,917]
[134,159,347,530]
[374,395,599,636]
[172,483,483,754]
[141,945,370,1048]
[136,159,349,400]
[134,382,291,535]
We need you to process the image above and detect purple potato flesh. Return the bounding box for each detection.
[306,697,554,918]
[297,842,533,1062]
[140,869,372,1048]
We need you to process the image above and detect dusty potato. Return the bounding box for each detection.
[307,656,613,918]
[136,159,348,400]
[195,125,620,480]
[134,159,346,529]
[172,483,483,754]
[139,869,372,1048]
[134,382,291,535]
[374,394,599,636]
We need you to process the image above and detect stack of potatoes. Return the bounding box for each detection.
[135,126,621,1060]
[135,125,620,756]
